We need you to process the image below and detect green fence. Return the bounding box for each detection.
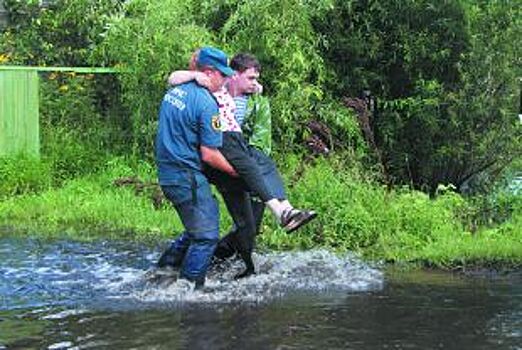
[0,68,39,157]
[0,66,116,158]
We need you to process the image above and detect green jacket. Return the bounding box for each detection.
[242,94,272,155]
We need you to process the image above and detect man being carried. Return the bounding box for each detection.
[159,52,316,278]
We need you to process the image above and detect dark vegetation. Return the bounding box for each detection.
[0,0,520,267]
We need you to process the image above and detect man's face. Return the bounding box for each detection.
[233,67,260,95]
[203,69,226,92]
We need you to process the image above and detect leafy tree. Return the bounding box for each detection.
[93,0,215,156]
[314,0,521,192]
[313,0,469,98]
[0,0,123,66]
[96,0,359,154]
[377,1,521,192]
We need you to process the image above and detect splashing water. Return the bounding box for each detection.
[123,250,384,305]
[1,237,520,350]
[0,238,383,310]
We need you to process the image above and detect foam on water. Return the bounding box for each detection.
[0,238,383,309]
[115,250,384,305]
[42,308,89,320]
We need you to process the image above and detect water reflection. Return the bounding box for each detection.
[0,237,520,349]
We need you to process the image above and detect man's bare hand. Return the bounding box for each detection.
[254,81,263,94]
[194,72,212,89]
[200,146,238,177]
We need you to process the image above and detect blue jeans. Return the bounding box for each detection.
[250,146,287,200]
[161,172,219,283]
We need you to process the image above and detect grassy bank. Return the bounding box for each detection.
[1,155,520,269]
[1,0,520,271]
[0,157,174,240]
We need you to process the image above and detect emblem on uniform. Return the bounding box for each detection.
[211,115,222,131]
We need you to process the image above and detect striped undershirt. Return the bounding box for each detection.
[234,95,249,127]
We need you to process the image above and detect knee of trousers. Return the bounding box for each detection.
[191,227,219,242]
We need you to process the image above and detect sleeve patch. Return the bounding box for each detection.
[211,115,222,131]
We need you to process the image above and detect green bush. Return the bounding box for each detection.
[39,73,124,184]
[314,98,370,159]
[464,158,522,228]
[259,154,462,251]
[93,0,215,156]
[313,0,521,192]
[0,156,162,237]
[313,0,469,98]
[0,156,51,199]
[0,0,123,66]
[259,155,521,266]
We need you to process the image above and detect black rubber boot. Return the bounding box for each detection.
[234,248,255,280]
[157,246,185,269]
[194,277,205,291]
[213,233,238,260]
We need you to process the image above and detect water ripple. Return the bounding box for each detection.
[0,237,383,310]
[119,250,384,305]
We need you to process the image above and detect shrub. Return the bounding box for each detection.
[39,73,123,184]
[0,156,51,199]
[93,0,215,156]
[259,154,464,255]
[313,0,521,192]
[0,0,123,66]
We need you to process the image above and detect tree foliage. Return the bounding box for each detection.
[1,0,520,193]
[314,0,521,192]
[93,0,214,155]
[93,0,343,154]
[313,0,469,98]
[0,0,123,66]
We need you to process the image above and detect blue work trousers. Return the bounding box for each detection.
[161,172,219,283]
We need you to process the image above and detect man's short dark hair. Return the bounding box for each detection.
[230,53,261,73]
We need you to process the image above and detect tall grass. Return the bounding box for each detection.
[258,154,522,268]
[1,156,520,268]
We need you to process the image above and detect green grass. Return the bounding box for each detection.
[258,155,522,269]
[0,157,175,240]
[0,156,235,241]
[1,154,520,269]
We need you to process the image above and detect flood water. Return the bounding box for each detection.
[0,236,520,350]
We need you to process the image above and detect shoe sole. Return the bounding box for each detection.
[285,211,318,233]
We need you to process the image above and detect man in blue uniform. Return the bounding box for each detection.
[155,47,236,289]
[159,52,317,279]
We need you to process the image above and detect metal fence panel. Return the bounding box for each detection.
[0,69,40,157]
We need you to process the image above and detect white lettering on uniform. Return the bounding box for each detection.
[171,87,187,98]
[164,91,186,111]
